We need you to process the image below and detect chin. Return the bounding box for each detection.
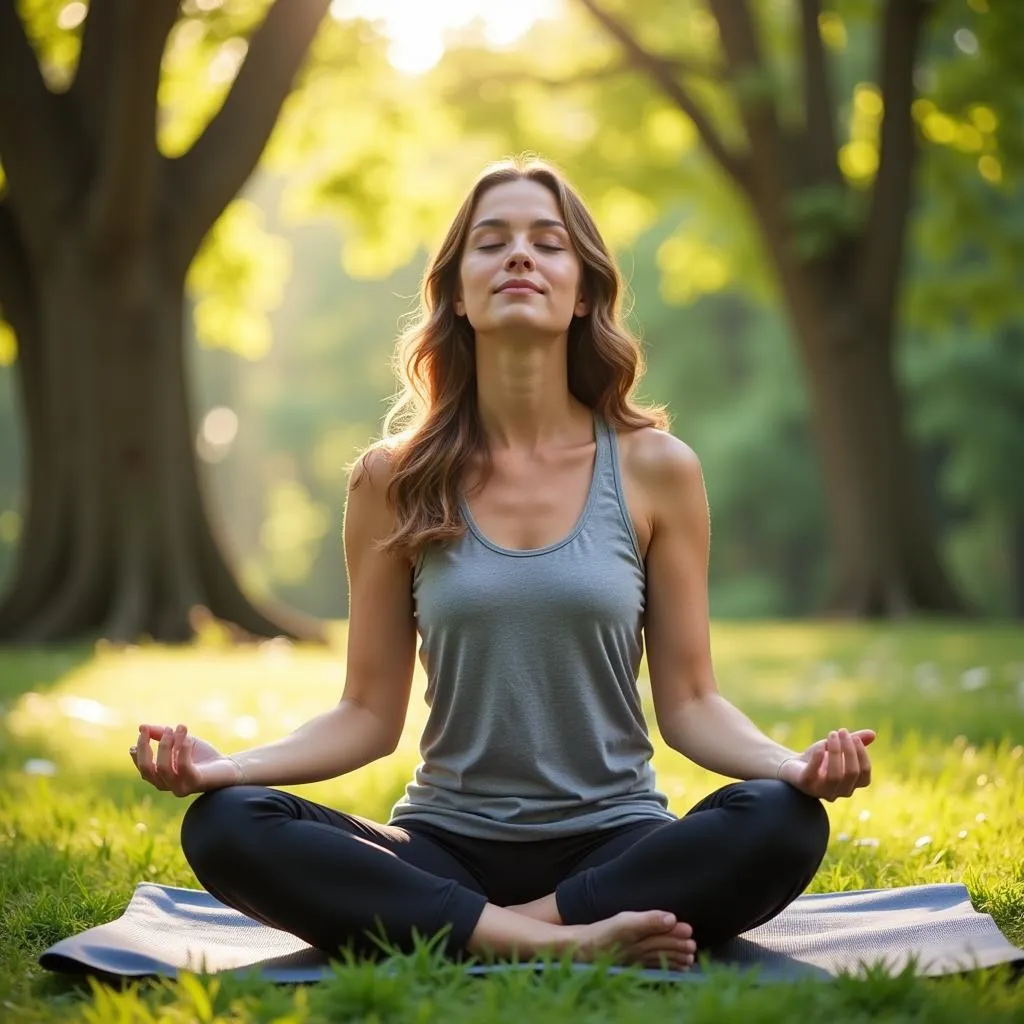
[486,310,570,336]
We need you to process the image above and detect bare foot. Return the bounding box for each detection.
[505,893,562,925]
[568,910,697,972]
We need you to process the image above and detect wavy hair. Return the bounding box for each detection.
[370,156,667,556]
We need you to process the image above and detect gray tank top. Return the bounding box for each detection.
[389,413,674,840]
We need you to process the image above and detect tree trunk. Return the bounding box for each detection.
[1011,516,1024,620]
[785,269,963,616]
[0,230,324,643]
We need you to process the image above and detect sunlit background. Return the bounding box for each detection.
[329,0,560,74]
[0,0,1020,626]
[0,6,1022,1015]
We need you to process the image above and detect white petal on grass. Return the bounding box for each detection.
[914,835,932,849]
[975,813,987,823]
[853,837,879,848]
[957,830,969,839]
[960,667,990,691]
[913,662,942,694]
[837,832,850,842]
[23,759,57,776]
[859,809,871,821]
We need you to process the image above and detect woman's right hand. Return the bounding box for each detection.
[129,724,243,797]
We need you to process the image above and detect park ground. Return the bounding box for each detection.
[1,621,1022,1022]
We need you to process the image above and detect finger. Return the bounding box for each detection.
[853,734,872,789]
[177,730,195,778]
[805,742,827,781]
[140,724,169,741]
[155,725,175,781]
[825,731,843,800]
[171,724,187,775]
[136,727,156,778]
[840,729,859,791]
[798,743,826,793]
[853,729,877,747]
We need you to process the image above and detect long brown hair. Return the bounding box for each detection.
[371,156,666,556]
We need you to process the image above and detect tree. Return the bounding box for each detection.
[425,0,1022,616]
[568,0,955,615]
[0,0,332,641]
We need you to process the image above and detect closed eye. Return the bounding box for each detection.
[476,243,565,252]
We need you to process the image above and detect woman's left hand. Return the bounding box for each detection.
[779,728,875,801]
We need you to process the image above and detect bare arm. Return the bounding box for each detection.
[638,431,874,799]
[639,433,795,780]
[134,447,417,793]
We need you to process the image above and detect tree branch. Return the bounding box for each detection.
[574,0,747,189]
[71,0,121,155]
[0,0,69,242]
[856,0,932,326]
[707,0,788,200]
[168,0,330,265]
[83,0,180,251]
[467,53,722,93]
[0,199,35,343]
[798,0,841,185]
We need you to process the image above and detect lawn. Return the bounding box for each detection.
[1,622,1022,1022]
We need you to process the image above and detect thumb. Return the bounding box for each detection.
[140,723,169,739]
[853,729,877,746]
[800,743,826,782]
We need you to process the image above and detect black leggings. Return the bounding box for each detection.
[181,779,828,958]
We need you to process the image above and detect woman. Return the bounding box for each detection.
[130,157,874,972]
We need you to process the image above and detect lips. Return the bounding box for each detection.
[496,279,542,293]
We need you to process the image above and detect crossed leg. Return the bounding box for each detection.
[180,785,698,968]
[512,780,830,951]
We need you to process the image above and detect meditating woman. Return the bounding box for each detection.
[130,157,874,972]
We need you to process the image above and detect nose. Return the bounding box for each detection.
[504,240,535,272]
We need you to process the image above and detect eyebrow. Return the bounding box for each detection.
[469,217,567,232]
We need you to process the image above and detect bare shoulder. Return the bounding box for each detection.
[350,442,397,494]
[617,426,704,501]
[347,441,403,538]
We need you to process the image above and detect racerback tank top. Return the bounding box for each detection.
[389,413,674,839]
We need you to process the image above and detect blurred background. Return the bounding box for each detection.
[0,0,1021,642]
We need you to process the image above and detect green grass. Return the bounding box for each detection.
[1,621,1023,1022]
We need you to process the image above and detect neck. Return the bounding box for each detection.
[474,329,585,449]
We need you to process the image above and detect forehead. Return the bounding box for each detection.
[471,179,562,224]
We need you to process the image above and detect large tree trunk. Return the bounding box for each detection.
[0,232,323,643]
[578,0,966,617]
[785,274,963,616]
[0,0,330,643]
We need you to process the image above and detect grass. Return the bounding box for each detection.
[0,621,1022,1022]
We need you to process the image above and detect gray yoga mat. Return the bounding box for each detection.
[39,882,1023,984]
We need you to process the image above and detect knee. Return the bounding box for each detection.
[744,779,830,868]
[180,785,266,876]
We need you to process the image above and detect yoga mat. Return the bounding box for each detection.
[39,882,1024,984]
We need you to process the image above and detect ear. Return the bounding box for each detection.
[574,294,589,318]
[454,294,466,317]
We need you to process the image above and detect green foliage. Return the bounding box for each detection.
[188,199,292,360]
[1,624,1023,1019]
